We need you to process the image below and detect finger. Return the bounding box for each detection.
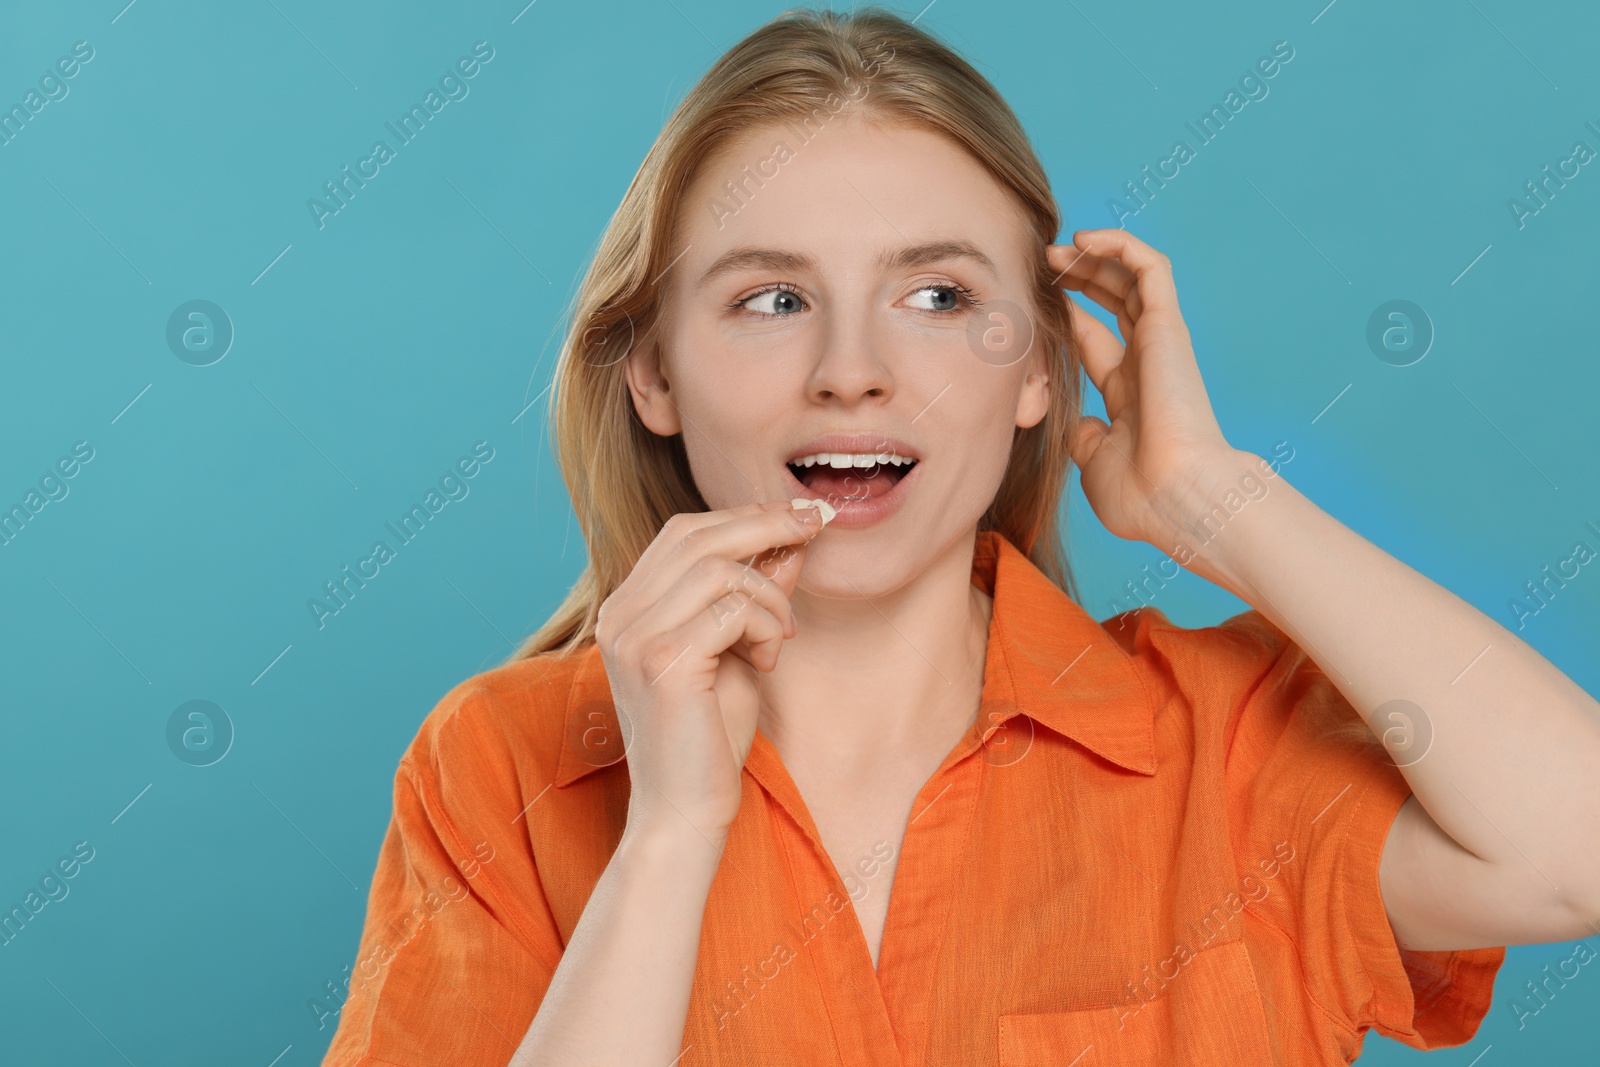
[1063,293,1124,397]
[626,499,784,578]
[1069,229,1178,317]
[724,554,802,638]
[1048,245,1144,326]
[1070,414,1111,471]
[1048,242,1140,312]
[623,503,823,618]
[1045,240,1098,286]
[638,552,800,640]
[721,596,789,674]
[646,591,789,681]
[1066,279,1139,342]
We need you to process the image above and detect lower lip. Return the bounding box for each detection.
[781,461,923,529]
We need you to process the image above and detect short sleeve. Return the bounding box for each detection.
[321,686,566,1067]
[1218,609,1505,1052]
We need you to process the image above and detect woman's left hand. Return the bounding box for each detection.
[1046,228,1242,553]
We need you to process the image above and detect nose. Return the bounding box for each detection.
[805,306,893,405]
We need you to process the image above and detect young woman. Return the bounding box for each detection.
[321,8,1600,1066]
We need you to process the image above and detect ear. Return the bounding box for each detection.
[1015,345,1050,431]
[623,333,682,437]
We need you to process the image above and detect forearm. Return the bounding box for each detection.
[511,820,722,1065]
[1168,449,1600,904]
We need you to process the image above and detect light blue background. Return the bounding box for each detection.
[2,0,1596,1063]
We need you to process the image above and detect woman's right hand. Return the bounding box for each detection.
[595,499,828,843]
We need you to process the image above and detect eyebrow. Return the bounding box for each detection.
[696,239,998,286]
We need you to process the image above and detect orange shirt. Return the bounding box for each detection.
[321,529,1503,1066]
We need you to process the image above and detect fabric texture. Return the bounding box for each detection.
[320,529,1504,1066]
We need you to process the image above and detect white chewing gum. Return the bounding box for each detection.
[789,497,838,526]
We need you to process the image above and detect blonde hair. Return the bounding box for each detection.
[505,5,1084,662]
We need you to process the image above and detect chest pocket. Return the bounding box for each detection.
[997,938,1277,1066]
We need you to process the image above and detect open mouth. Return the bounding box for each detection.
[785,452,918,501]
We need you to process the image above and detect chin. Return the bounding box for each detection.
[791,525,926,601]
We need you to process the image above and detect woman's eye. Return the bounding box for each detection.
[740,286,806,315]
[734,282,977,316]
[907,285,967,312]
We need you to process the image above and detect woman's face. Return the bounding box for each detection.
[628,111,1051,597]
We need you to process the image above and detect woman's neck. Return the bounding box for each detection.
[755,532,995,788]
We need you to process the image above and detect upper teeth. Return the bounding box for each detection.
[791,452,915,469]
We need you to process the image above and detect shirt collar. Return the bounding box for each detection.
[964,528,1158,776]
[554,529,1157,788]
